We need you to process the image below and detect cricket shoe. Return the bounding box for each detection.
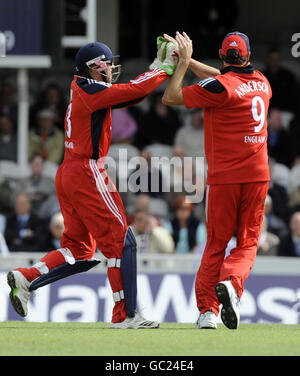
[7,271,31,317]
[215,280,240,329]
[111,312,159,329]
[195,310,217,329]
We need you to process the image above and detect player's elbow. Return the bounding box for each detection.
[161,94,171,106]
[162,93,183,106]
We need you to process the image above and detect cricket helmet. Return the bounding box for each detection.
[75,42,121,82]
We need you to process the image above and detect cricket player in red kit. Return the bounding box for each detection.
[163,31,271,329]
[7,40,178,328]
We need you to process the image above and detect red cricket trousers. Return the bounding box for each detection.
[195,181,269,316]
[19,158,128,323]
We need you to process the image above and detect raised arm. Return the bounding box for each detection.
[75,67,168,112]
[189,59,220,79]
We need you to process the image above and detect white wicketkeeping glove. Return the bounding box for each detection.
[149,36,167,70]
[150,36,179,75]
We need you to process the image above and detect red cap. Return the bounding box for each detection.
[220,32,250,58]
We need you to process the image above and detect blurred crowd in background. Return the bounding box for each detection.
[0,48,300,258]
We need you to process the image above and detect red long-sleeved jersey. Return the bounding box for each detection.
[63,67,167,162]
[182,64,272,184]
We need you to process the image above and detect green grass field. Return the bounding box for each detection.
[0,322,299,356]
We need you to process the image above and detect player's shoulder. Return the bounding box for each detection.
[252,70,272,95]
[197,77,225,94]
[253,69,270,84]
[75,77,112,94]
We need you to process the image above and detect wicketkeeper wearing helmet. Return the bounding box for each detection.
[7,39,178,328]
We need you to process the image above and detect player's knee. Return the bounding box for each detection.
[106,226,136,263]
